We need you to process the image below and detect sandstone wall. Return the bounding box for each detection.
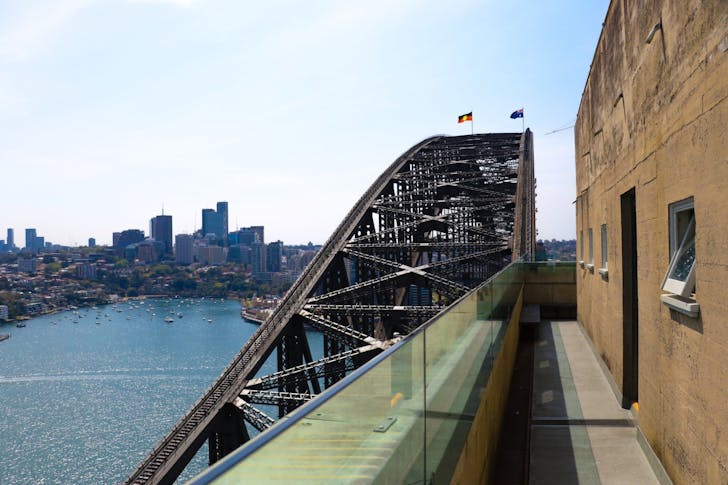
[575,1,728,483]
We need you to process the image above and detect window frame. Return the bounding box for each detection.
[600,223,608,269]
[668,198,694,256]
[662,198,696,298]
[588,228,593,265]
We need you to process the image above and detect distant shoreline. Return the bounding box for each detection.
[2,294,243,324]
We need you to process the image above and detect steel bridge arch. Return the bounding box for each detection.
[126,130,535,484]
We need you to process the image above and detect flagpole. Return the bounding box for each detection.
[471,111,474,136]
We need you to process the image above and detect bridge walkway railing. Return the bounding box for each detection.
[189,261,576,484]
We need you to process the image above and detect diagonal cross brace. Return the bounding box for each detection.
[245,345,381,391]
[241,390,316,407]
[298,309,379,346]
[232,398,276,433]
[343,249,471,293]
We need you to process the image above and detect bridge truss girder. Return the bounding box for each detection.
[125,130,535,484]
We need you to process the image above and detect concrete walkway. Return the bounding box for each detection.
[528,320,670,485]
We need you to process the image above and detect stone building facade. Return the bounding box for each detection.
[574,1,727,483]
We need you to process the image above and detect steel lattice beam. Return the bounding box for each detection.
[233,398,275,433]
[240,390,316,407]
[125,131,535,485]
[244,345,382,391]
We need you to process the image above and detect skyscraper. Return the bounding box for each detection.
[266,241,283,272]
[238,226,264,245]
[201,203,229,242]
[114,229,145,256]
[150,215,173,256]
[175,234,194,265]
[251,241,267,274]
[25,228,37,251]
[216,201,228,241]
[201,209,223,239]
[7,228,14,250]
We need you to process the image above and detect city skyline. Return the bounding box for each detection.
[1,200,286,249]
[1,1,609,247]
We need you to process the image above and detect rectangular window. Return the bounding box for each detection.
[601,224,608,268]
[588,228,594,265]
[662,198,696,297]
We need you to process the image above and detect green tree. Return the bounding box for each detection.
[0,292,26,319]
[151,264,172,276]
[44,262,61,275]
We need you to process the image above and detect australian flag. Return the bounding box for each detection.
[510,108,524,119]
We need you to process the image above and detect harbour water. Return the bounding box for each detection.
[0,298,316,484]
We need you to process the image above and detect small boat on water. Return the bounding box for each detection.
[0,334,10,342]
[164,316,174,323]
[16,322,27,328]
[177,313,183,319]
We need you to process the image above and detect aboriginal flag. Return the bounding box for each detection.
[457,112,473,123]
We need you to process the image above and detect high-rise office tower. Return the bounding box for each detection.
[201,209,214,236]
[201,209,223,239]
[238,226,265,245]
[201,203,229,242]
[114,229,145,256]
[250,241,267,274]
[175,234,194,265]
[150,215,173,255]
[7,228,14,250]
[88,238,96,248]
[25,228,37,251]
[216,201,228,241]
[266,241,283,272]
[237,227,255,245]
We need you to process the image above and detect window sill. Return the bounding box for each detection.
[598,267,608,279]
[660,294,700,318]
[586,263,594,272]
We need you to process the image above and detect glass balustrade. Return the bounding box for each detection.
[191,261,575,484]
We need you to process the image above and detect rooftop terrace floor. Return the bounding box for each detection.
[497,314,670,484]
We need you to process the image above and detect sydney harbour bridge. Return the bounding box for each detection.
[126,130,535,484]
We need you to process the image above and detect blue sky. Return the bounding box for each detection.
[1,0,609,247]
